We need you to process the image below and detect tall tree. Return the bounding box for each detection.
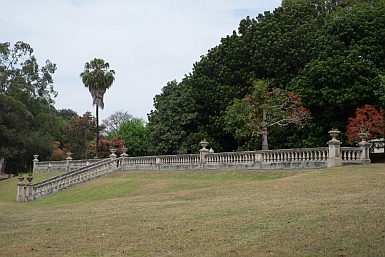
[224,80,311,150]
[0,41,59,173]
[0,95,33,174]
[289,6,385,145]
[80,58,115,158]
[147,80,199,155]
[118,119,149,157]
[0,41,57,105]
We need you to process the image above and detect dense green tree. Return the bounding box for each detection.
[147,80,199,155]
[148,1,385,151]
[184,1,328,151]
[80,58,115,158]
[0,95,33,174]
[0,41,60,173]
[0,41,57,105]
[58,108,79,121]
[289,6,385,145]
[118,119,148,157]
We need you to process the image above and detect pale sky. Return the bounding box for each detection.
[2,0,281,121]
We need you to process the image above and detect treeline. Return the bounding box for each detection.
[2,0,385,173]
[0,41,144,174]
[147,0,385,154]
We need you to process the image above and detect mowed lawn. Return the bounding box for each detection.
[0,165,384,257]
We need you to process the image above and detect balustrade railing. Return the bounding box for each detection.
[33,159,101,173]
[20,132,372,201]
[19,158,120,201]
[341,147,362,163]
[260,148,329,162]
[206,151,256,164]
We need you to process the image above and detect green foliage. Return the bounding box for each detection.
[224,80,311,150]
[58,108,79,121]
[0,95,33,173]
[0,41,57,105]
[80,58,115,110]
[0,41,61,173]
[289,6,385,145]
[148,1,385,151]
[118,119,148,157]
[80,58,115,158]
[147,80,199,155]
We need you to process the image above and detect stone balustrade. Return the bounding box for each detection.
[260,148,329,162]
[19,130,372,202]
[124,154,201,170]
[18,158,119,202]
[341,147,370,165]
[204,148,330,170]
[33,159,102,173]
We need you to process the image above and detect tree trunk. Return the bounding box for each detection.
[0,157,5,175]
[262,109,269,150]
[96,105,99,159]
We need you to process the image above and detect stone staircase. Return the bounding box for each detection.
[17,157,125,202]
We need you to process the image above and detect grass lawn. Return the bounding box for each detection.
[0,165,384,256]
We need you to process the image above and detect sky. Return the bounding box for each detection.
[2,0,282,122]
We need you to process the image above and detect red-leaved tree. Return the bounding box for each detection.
[346,104,385,144]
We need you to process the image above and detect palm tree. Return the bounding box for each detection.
[80,58,115,158]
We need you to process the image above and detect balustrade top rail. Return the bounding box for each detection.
[205,148,330,164]
[34,159,102,173]
[32,158,111,187]
[125,154,200,165]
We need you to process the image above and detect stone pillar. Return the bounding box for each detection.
[327,130,342,168]
[17,181,26,202]
[33,155,39,173]
[254,152,263,169]
[199,141,209,170]
[25,185,35,201]
[156,158,161,170]
[358,133,371,165]
[66,152,73,173]
[120,147,129,171]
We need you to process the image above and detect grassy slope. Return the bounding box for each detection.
[0,166,384,257]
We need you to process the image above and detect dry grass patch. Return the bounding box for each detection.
[0,165,384,256]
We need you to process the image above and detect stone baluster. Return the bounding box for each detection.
[17,181,26,202]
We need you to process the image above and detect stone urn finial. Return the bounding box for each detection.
[66,152,73,160]
[109,148,117,159]
[358,132,369,142]
[200,140,209,150]
[33,155,39,162]
[328,129,340,141]
[121,146,129,157]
